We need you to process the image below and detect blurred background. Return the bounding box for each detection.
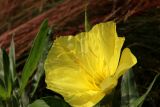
[0,0,160,106]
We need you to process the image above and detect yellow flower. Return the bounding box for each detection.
[44,21,137,107]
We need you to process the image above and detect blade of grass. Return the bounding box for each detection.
[20,19,49,94]
[130,74,159,107]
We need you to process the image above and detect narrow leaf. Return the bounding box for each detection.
[10,94,20,107]
[2,49,12,98]
[30,31,52,97]
[2,49,10,87]
[20,19,49,94]
[9,37,16,83]
[121,69,139,107]
[20,92,29,107]
[131,74,159,107]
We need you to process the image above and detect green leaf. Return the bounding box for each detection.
[0,84,7,100]
[9,37,16,83]
[30,30,52,97]
[20,19,49,94]
[130,74,159,107]
[30,62,44,97]
[20,92,29,107]
[2,49,10,86]
[2,49,12,99]
[28,99,49,107]
[43,96,70,107]
[10,95,20,107]
[0,50,7,100]
[121,69,139,107]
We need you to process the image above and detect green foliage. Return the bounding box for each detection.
[0,85,7,100]
[9,37,16,83]
[20,19,49,94]
[121,69,139,107]
[121,69,159,107]
[0,49,12,101]
[130,74,159,107]
[0,19,50,107]
[30,28,53,97]
[2,49,12,99]
[28,99,49,107]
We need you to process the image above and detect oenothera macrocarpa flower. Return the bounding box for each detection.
[44,21,137,107]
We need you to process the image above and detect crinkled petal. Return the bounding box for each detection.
[109,37,125,75]
[89,22,125,76]
[44,34,104,107]
[66,91,105,107]
[115,48,137,79]
[45,67,104,107]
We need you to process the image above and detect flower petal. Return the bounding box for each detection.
[45,67,104,107]
[89,21,125,76]
[44,34,104,107]
[115,48,137,79]
[109,37,125,75]
[65,91,105,107]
